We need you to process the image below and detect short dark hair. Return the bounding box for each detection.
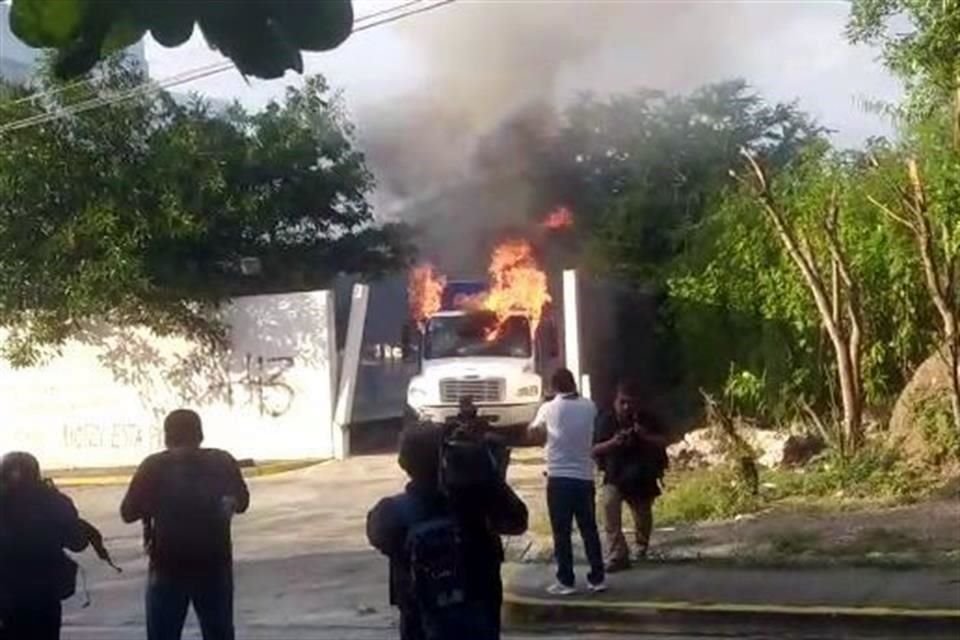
[398,424,443,486]
[164,409,204,448]
[0,451,41,487]
[551,368,577,394]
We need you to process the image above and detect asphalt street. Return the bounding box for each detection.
[57,455,933,640]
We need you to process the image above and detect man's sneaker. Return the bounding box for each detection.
[587,580,609,594]
[546,582,577,596]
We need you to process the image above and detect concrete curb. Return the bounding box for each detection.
[502,591,960,637]
[52,459,326,488]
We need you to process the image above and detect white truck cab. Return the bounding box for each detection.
[405,308,545,428]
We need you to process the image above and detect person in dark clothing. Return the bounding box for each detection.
[0,452,89,640]
[367,423,528,640]
[445,396,511,479]
[120,409,249,640]
[593,381,669,571]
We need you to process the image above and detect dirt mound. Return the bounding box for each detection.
[889,352,957,459]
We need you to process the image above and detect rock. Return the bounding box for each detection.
[889,352,957,460]
[668,426,793,469]
[781,434,826,467]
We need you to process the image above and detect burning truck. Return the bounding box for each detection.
[403,239,559,430]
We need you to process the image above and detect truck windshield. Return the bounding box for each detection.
[424,312,532,359]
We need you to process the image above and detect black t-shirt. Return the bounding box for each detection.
[594,410,668,497]
[121,448,249,574]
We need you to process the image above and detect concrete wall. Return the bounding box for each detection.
[0,290,338,469]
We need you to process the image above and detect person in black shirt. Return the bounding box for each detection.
[367,423,527,640]
[0,452,90,640]
[593,381,669,572]
[120,409,249,640]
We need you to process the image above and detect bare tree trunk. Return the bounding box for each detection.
[870,158,960,433]
[953,84,960,151]
[947,318,960,433]
[737,152,865,454]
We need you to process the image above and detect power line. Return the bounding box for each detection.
[354,0,428,22]
[0,0,455,126]
[2,0,431,109]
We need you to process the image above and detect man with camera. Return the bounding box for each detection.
[366,411,528,640]
[593,381,669,572]
[0,452,93,640]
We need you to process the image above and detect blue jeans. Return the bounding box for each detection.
[546,477,605,587]
[146,568,234,640]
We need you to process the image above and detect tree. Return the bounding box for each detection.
[866,122,960,432]
[849,2,960,432]
[543,81,824,279]
[848,0,960,144]
[667,138,935,443]
[0,61,412,365]
[732,149,867,453]
[4,0,353,79]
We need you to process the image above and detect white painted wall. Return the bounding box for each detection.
[0,290,338,470]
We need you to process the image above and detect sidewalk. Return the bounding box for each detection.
[49,458,325,487]
[503,561,960,636]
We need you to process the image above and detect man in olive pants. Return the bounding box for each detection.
[593,382,669,571]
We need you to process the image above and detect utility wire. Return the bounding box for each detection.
[2,0,432,108]
[0,0,454,128]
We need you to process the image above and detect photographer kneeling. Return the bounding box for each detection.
[366,409,528,640]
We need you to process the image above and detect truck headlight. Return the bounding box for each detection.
[407,383,429,406]
[409,385,427,398]
[517,385,540,398]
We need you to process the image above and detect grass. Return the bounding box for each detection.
[654,445,953,527]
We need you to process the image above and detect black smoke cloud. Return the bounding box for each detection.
[351,1,863,274]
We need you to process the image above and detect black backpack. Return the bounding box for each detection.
[396,496,496,640]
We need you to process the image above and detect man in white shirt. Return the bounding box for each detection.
[528,368,606,595]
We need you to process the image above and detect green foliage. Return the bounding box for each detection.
[916,394,960,466]
[657,445,937,526]
[555,80,824,278]
[7,0,354,79]
[723,368,767,418]
[0,60,412,365]
[848,0,960,112]
[655,467,761,526]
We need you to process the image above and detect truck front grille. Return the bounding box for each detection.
[440,378,505,403]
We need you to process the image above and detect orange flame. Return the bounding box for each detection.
[483,239,551,333]
[541,205,574,230]
[408,263,446,329]
[408,240,551,338]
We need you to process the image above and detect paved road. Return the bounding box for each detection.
[57,455,924,640]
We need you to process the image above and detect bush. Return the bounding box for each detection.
[916,395,960,467]
[655,467,761,526]
[656,444,939,526]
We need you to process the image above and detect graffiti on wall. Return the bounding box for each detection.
[207,353,295,417]
[62,422,162,451]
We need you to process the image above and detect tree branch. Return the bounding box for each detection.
[867,194,917,232]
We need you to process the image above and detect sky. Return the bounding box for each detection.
[144,0,902,229]
[144,0,901,146]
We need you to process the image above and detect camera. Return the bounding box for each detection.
[439,416,510,494]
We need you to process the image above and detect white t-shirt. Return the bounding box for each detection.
[530,393,598,481]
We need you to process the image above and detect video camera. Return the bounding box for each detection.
[439,410,510,495]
